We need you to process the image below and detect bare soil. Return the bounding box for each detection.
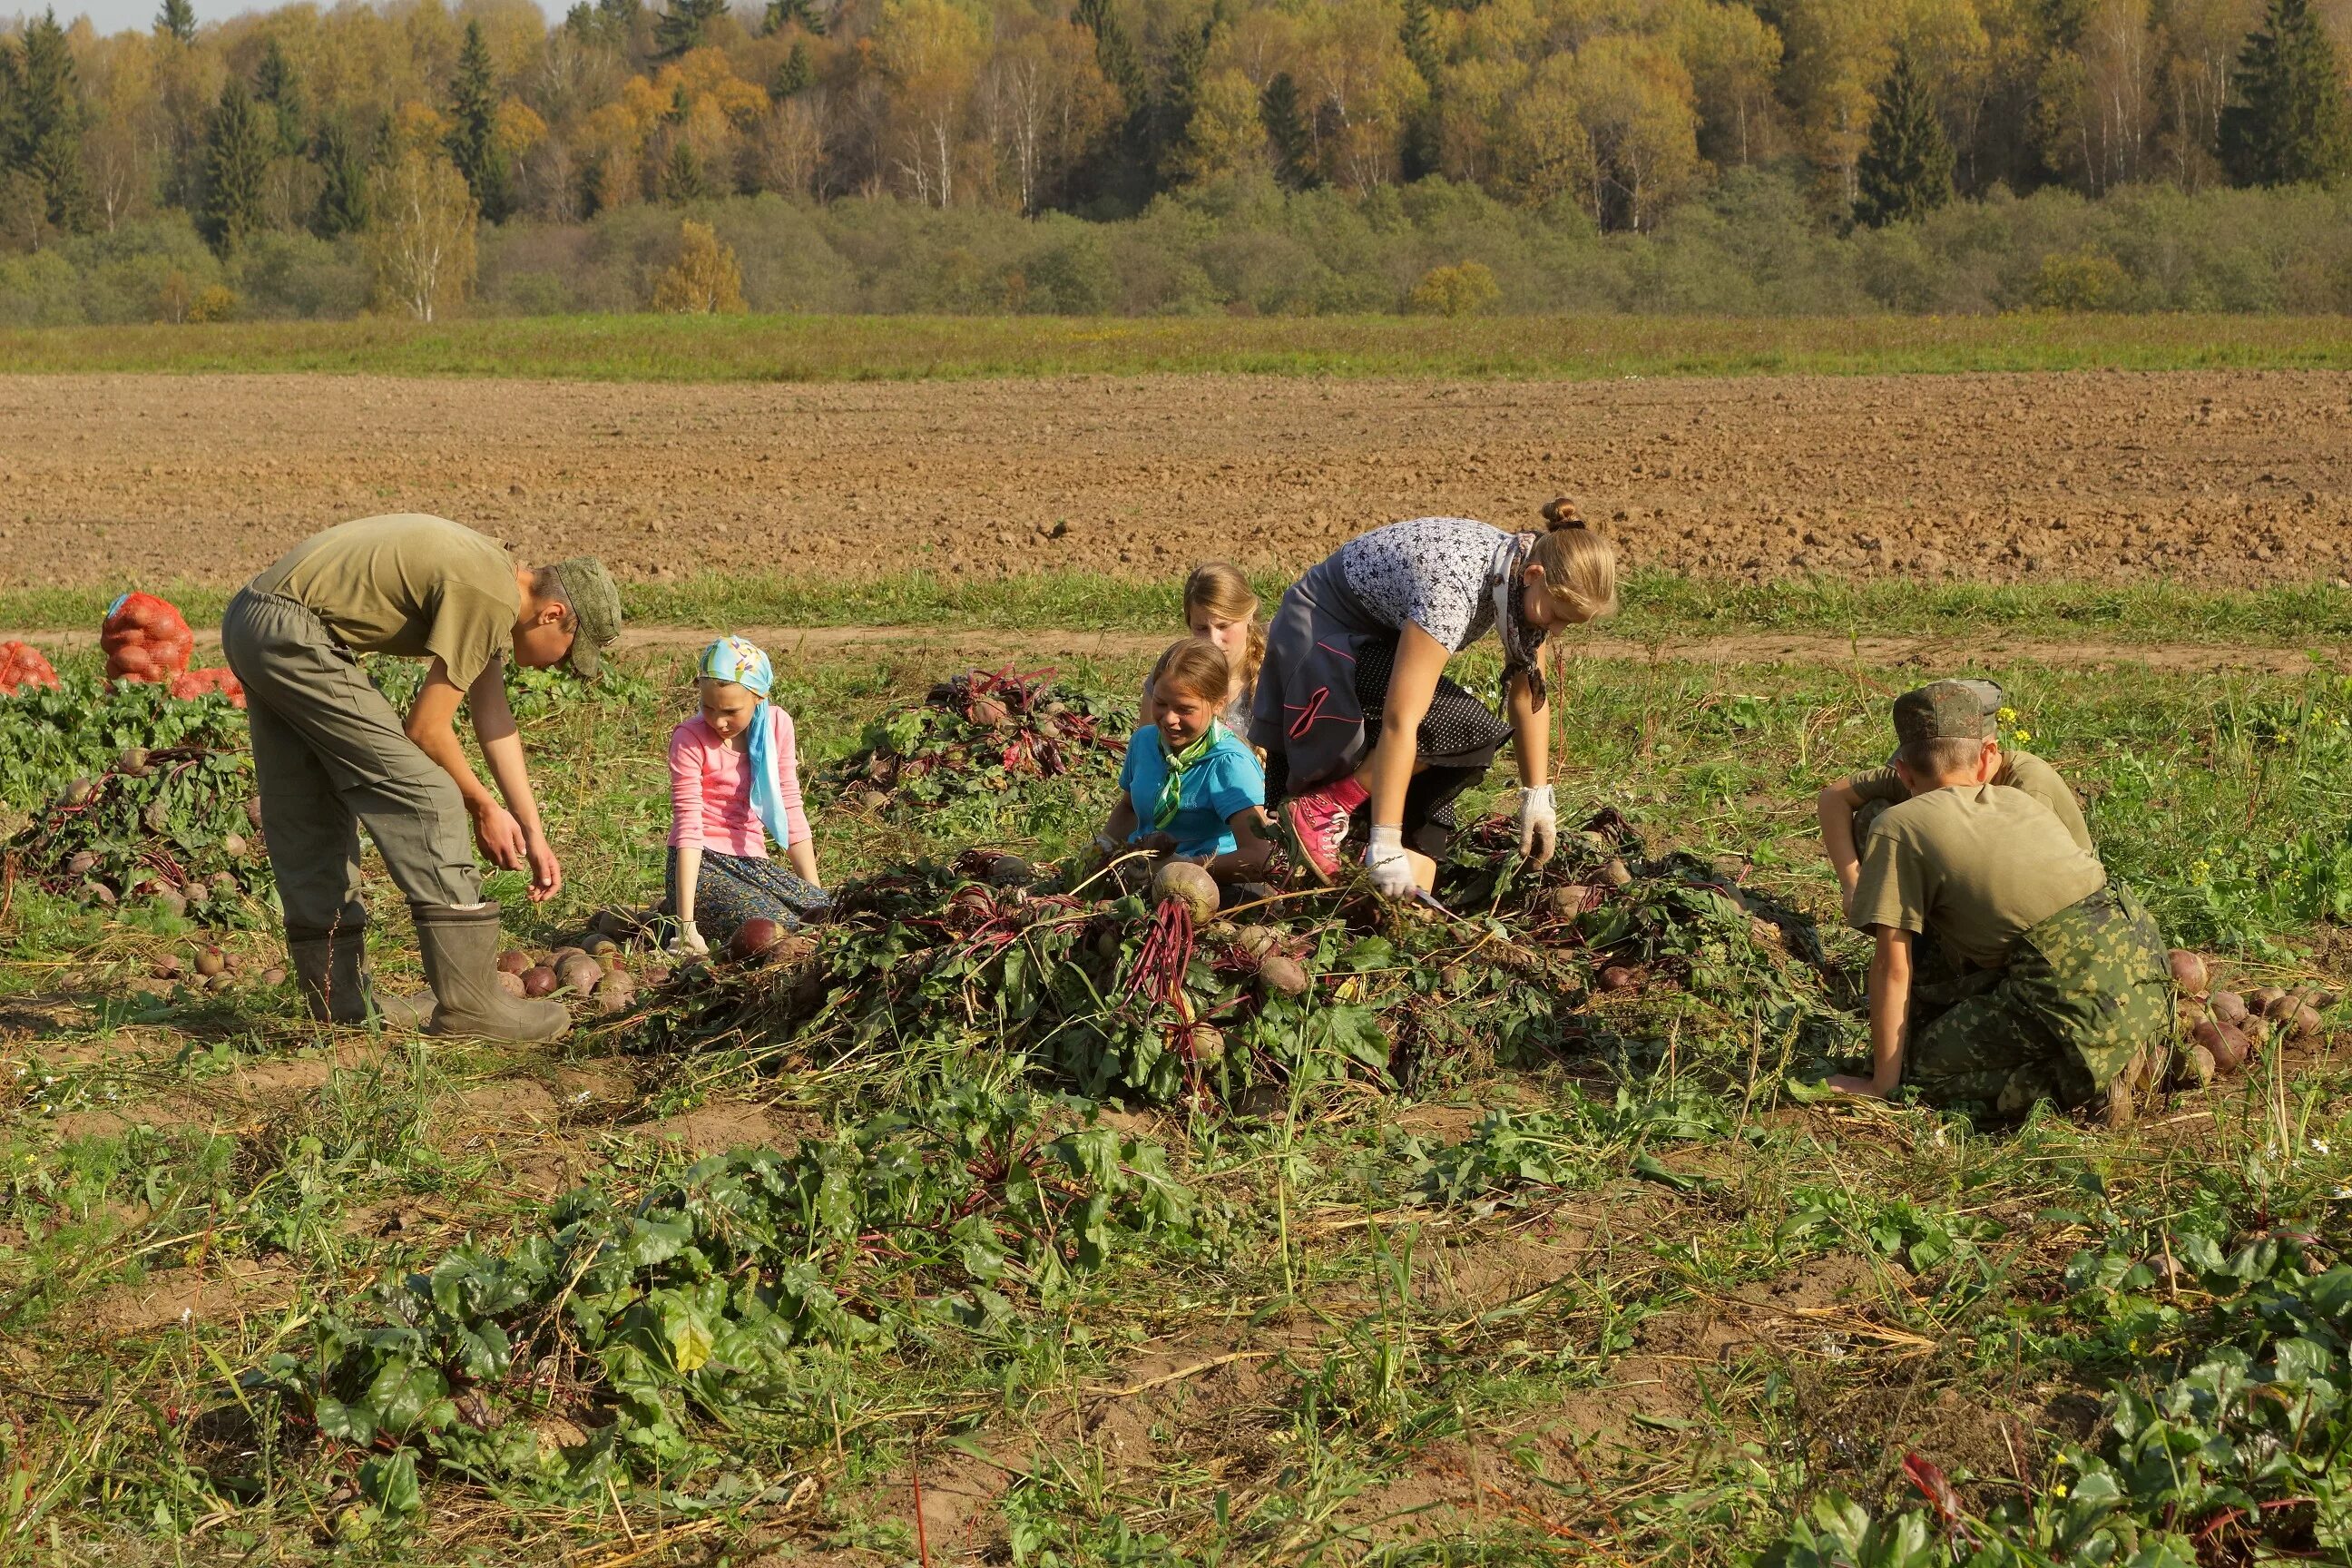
[4,369,2350,589]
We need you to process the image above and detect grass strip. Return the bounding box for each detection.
[4,571,2348,647]
[8,312,2352,383]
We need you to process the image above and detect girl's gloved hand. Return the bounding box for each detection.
[1365,825,1416,899]
[671,920,710,957]
[1517,784,1558,865]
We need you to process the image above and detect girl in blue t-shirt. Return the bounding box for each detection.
[1095,640,1272,880]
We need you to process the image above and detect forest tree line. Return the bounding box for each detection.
[3,0,2351,319]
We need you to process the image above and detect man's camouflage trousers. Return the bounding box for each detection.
[1904,883,2173,1120]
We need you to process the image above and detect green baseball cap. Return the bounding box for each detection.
[1891,681,1997,750]
[549,556,622,679]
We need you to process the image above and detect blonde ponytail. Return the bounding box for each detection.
[1529,498,1618,622]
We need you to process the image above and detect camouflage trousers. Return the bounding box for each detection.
[1904,884,2171,1120]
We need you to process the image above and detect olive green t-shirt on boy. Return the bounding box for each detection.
[1849,784,2107,971]
[253,514,521,690]
[1850,749,2092,853]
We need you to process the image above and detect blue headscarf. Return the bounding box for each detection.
[699,636,792,851]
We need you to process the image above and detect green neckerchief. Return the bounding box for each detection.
[1152,720,1226,832]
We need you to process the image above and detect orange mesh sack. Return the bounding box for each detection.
[171,667,247,709]
[103,592,196,684]
[0,642,59,693]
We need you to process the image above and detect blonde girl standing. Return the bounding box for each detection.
[1143,563,1264,730]
[667,636,829,955]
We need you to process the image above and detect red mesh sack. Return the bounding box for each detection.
[103,592,195,684]
[0,642,59,693]
[171,667,246,708]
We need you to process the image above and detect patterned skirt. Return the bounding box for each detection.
[665,847,833,939]
[1254,557,1509,856]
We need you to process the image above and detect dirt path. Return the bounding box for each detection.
[6,621,2334,675]
[4,368,2351,593]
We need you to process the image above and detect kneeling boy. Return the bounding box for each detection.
[1818,678,2092,913]
[1827,682,2170,1123]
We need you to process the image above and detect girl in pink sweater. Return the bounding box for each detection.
[667,636,829,955]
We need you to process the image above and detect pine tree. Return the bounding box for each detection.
[662,141,709,201]
[1260,72,1318,191]
[154,0,195,44]
[1072,0,1155,209]
[654,0,728,60]
[1398,0,1443,182]
[313,115,369,237]
[445,20,510,222]
[254,36,307,158]
[1854,48,1955,227]
[199,80,270,254]
[11,12,92,233]
[761,0,826,39]
[771,41,813,100]
[2219,0,2352,187]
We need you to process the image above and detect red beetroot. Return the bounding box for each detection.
[0,642,59,693]
[2192,1018,2250,1074]
[521,965,559,997]
[729,918,783,962]
[102,593,195,684]
[2167,950,2209,996]
[495,951,532,976]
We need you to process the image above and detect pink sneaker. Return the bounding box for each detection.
[1281,779,1364,884]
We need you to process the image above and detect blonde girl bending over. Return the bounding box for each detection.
[1251,502,1618,899]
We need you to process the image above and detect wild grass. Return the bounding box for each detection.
[6,311,2352,384]
[1,641,2347,1562]
[5,568,2349,647]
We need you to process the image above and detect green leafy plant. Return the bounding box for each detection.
[251,1089,1195,1495]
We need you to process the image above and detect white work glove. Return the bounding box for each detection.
[671,919,710,957]
[1517,784,1558,865]
[1365,825,1416,899]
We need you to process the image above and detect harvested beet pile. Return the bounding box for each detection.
[620,802,1858,1109]
[824,667,1131,815]
[9,744,270,925]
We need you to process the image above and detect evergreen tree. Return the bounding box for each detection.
[662,141,709,201]
[761,0,826,39]
[1072,0,1155,210]
[8,12,92,233]
[1855,48,1955,227]
[154,0,195,44]
[199,80,270,254]
[254,36,307,158]
[771,41,814,99]
[654,0,728,60]
[1398,0,1443,182]
[445,20,511,221]
[1154,9,1216,188]
[1260,72,1318,191]
[313,114,369,237]
[2219,0,2352,187]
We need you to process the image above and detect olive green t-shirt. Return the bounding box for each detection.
[1849,784,2107,971]
[1850,749,2092,853]
[254,514,519,690]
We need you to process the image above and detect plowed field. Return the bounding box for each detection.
[3,367,2348,590]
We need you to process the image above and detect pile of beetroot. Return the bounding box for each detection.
[826,666,1129,815]
[2169,949,2332,1086]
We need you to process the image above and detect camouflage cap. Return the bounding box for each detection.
[549,556,622,680]
[1891,681,1996,749]
[1952,678,2005,718]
